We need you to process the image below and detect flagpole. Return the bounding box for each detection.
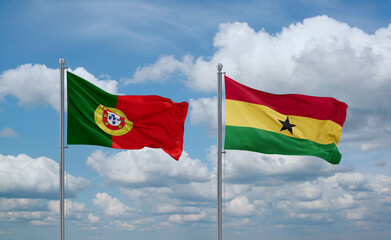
[217,63,223,240]
[59,58,65,240]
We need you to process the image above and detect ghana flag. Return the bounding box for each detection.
[67,72,188,160]
[224,76,348,164]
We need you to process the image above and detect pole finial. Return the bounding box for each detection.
[217,63,223,72]
[59,58,65,66]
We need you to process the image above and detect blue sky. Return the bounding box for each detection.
[1,0,391,240]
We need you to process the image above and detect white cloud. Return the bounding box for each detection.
[0,198,44,211]
[366,174,391,194]
[0,64,59,109]
[130,217,155,225]
[0,64,119,111]
[0,127,18,138]
[128,15,391,93]
[121,187,173,200]
[337,172,369,191]
[223,150,348,185]
[341,207,368,220]
[249,170,391,225]
[0,198,89,225]
[1,153,390,232]
[330,193,356,209]
[168,214,182,223]
[30,216,57,226]
[93,192,132,217]
[48,199,88,220]
[110,220,136,231]
[172,181,217,201]
[189,97,219,135]
[121,186,205,217]
[4,211,46,221]
[0,153,90,198]
[88,213,100,223]
[293,182,322,201]
[225,196,255,216]
[129,15,391,150]
[123,55,193,84]
[84,146,391,230]
[295,199,326,210]
[167,211,207,223]
[226,217,250,227]
[71,67,119,95]
[86,148,210,187]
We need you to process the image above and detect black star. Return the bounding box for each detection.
[278,116,296,134]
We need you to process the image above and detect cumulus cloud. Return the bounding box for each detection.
[0,198,89,225]
[88,213,100,223]
[129,15,391,95]
[128,15,391,150]
[129,165,386,227]
[0,127,18,138]
[110,220,136,231]
[0,153,90,199]
[172,181,217,201]
[0,64,119,111]
[84,144,390,231]
[71,67,119,94]
[330,193,356,209]
[123,55,193,84]
[82,138,391,230]
[240,171,391,227]
[225,196,255,216]
[222,150,349,185]
[168,211,207,223]
[189,97,219,135]
[0,198,45,211]
[337,172,369,191]
[86,148,210,187]
[121,186,208,218]
[48,199,88,220]
[93,192,132,217]
[0,64,59,109]
[98,148,386,229]
[341,207,368,221]
[293,182,323,201]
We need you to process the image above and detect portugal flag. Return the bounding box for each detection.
[67,72,188,160]
[224,76,348,164]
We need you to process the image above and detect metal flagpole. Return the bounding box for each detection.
[217,63,223,240]
[59,58,65,240]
